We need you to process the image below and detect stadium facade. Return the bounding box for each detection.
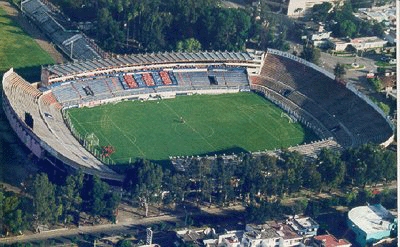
[2,49,394,181]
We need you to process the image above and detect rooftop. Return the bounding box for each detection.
[351,36,386,43]
[348,204,396,235]
[295,217,318,227]
[245,224,280,239]
[268,221,302,240]
[314,234,351,247]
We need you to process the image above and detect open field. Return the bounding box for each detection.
[0,5,54,77]
[67,92,317,162]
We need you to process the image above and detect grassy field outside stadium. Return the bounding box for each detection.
[0,6,54,77]
[67,92,318,163]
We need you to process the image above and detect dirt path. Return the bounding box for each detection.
[0,0,66,64]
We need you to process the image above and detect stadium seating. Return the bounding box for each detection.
[256,53,393,147]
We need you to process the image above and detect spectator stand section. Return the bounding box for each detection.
[21,0,105,61]
[2,69,123,182]
[250,49,394,148]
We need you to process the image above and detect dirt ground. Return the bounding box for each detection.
[0,0,66,64]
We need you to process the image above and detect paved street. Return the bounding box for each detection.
[0,215,177,245]
[0,204,245,245]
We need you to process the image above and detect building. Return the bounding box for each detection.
[269,221,303,246]
[242,224,281,247]
[287,216,319,237]
[310,31,332,47]
[312,234,351,247]
[176,228,216,246]
[203,230,244,247]
[328,37,387,52]
[347,204,397,246]
[350,37,388,51]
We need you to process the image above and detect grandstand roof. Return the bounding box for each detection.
[44,50,264,79]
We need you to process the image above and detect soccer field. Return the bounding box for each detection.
[67,93,317,162]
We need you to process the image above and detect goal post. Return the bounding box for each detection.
[85,133,99,148]
[281,112,295,123]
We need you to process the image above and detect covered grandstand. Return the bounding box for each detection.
[21,0,105,61]
[1,49,394,179]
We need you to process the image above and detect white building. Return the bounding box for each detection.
[350,36,387,51]
[328,36,387,51]
[242,224,281,247]
[287,216,319,237]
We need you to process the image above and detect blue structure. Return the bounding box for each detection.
[348,204,397,246]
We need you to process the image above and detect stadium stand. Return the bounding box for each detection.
[2,48,393,179]
[42,50,263,84]
[253,49,393,147]
[21,0,105,61]
[2,69,123,181]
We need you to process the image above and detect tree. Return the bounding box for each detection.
[238,154,266,202]
[301,46,321,65]
[333,63,346,81]
[61,171,84,223]
[124,159,163,216]
[317,148,345,190]
[176,38,202,52]
[339,20,357,38]
[279,151,306,194]
[302,163,322,192]
[33,173,60,225]
[87,176,107,216]
[116,239,132,247]
[311,2,332,22]
[212,157,235,205]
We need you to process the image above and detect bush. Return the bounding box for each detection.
[367,78,382,91]
[377,102,390,115]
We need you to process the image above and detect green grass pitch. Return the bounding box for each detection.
[67,92,318,163]
[0,7,54,73]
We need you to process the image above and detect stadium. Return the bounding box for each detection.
[1,46,394,182]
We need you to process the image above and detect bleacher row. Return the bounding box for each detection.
[255,53,393,147]
[21,0,102,61]
[50,67,249,106]
[2,70,123,181]
[45,51,256,79]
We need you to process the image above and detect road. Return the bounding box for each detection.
[0,215,177,245]
[319,51,377,93]
[0,205,245,245]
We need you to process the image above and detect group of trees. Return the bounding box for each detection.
[123,144,396,212]
[0,190,28,235]
[32,172,120,226]
[310,1,385,39]
[51,0,253,53]
[50,0,296,54]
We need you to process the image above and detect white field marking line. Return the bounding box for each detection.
[108,118,146,157]
[233,102,281,143]
[237,101,298,142]
[68,113,91,137]
[206,125,215,138]
[162,101,216,150]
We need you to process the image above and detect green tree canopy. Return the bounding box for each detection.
[333,63,346,81]
[300,46,321,65]
[311,2,333,22]
[33,173,60,225]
